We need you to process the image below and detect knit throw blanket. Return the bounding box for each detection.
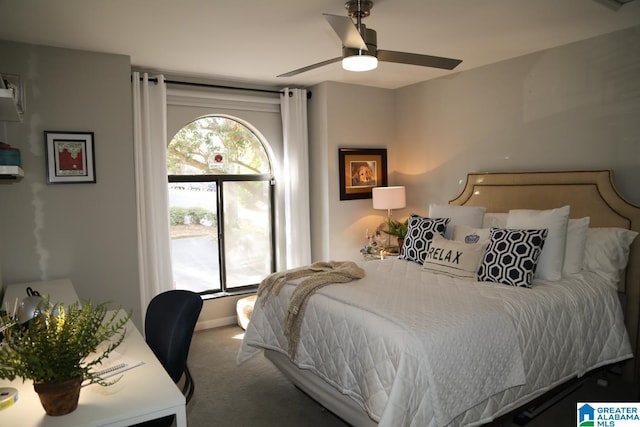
[257,261,365,359]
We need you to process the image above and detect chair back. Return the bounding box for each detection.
[145,290,203,383]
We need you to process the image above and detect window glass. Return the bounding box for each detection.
[169,181,221,292]
[168,116,269,175]
[167,116,274,295]
[223,181,272,288]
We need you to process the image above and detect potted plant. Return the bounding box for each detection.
[0,299,130,416]
[380,218,409,253]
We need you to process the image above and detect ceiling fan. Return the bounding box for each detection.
[278,0,462,78]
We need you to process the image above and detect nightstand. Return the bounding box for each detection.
[361,248,399,261]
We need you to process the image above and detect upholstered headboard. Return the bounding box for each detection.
[450,170,640,383]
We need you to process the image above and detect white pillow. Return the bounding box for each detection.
[583,227,638,285]
[562,217,590,275]
[428,204,486,240]
[506,205,570,281]
[482,213,508,228]
[422,234,489,279]
[453,224,491,244]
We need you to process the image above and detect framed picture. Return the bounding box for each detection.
[45,131,96,184]
[338,148,387,200]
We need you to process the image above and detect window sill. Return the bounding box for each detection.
[200,289,256,301]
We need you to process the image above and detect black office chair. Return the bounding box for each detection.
[136,290,203,426]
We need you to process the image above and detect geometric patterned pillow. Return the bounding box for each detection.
[400,215,449,264]
[477,228,548,288]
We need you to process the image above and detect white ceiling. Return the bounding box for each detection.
[1,0,639,90]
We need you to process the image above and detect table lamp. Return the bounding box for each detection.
[372,186,406,246]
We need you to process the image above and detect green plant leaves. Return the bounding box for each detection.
[0,299,130,386]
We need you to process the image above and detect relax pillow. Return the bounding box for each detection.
[583,227,638,285]
[506,205,570,281]
[562,217,590,275]
[400,214,449,264]
[477,228,548,288]
[428,204,486,240]
[422,234,489,279]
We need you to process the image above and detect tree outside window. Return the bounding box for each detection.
[167,116,275,295]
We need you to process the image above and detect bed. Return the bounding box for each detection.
[238,170,640,427]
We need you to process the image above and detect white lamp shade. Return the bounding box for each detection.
[372,186,406,210]
[342,54,378,72]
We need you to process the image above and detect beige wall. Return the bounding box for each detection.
[0,41,142,327]
[2,25,639,329]
[308,81,399,262]
[308,26,640,264]
[395,26,640,213]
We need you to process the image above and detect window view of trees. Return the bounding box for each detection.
[168,116,270,175]
[167,116,274,295]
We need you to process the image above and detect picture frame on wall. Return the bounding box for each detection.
[45,131,96,184]
[338,148,388,200]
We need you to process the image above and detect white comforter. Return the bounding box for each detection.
[238,258,632,427]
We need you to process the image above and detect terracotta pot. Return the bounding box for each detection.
[397,237,404,254]
[34,377,82,416]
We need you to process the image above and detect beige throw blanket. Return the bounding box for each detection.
[257,261,365,358]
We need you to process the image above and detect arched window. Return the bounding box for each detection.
[167,116,275,295]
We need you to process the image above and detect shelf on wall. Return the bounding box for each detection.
[0,88,21,122]
[0,165,24,180]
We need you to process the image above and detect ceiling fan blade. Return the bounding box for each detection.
[378,50,462,70]
[277,57,342,78]
[323,14,367,50]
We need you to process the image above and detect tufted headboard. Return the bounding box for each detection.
[450,170,640,383]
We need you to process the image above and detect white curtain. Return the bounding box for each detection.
[132,72,173,321]
[280,88,312,268]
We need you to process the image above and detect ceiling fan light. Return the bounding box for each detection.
[342,54,378,72]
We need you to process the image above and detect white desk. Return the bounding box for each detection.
[1,280,187,427]
[2,278,80,315]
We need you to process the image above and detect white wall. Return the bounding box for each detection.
[2,25,639,328]
[308,82,399,262]
[308,26,640,263]
[395,26,640,213]
[0,41,142,326]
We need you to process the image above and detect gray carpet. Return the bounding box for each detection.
[186,325,347,427]
[185,325,637,427]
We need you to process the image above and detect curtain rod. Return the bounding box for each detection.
[141,76,311,99]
